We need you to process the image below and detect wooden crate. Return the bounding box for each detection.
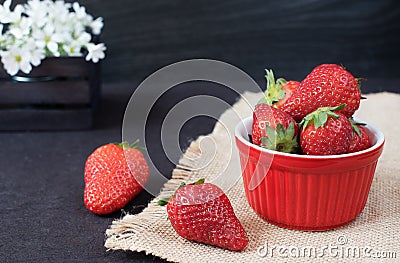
[0,57,100,131]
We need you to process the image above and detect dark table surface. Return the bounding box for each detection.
[0,79,398,262]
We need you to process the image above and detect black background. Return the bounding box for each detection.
[12,0,400,84]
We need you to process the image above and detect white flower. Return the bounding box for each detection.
[0,25,11,48]
[33,24,65,56]
[29,47,44,66]
[90,17,103,35]
[47,0,70,23]
[72,2,87,20]
[24,38,44,66]
[0,0,24,24]
[24,0,49,28]
[62,41,82,57]
[0,0,106,76]
[9,16,33,39]
[0,46,32,75]
[85,43,106,63]
[75,31,91,45]
[72,22,85,36]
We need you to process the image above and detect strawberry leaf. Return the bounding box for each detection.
[157,178,206,206]
[286,122,295,138]
[314,113,322,129]
[157,198,170,206]
[260,123,298,153]
[300,114,313,131]
[320,112,328,125]
[114,140,146,151]
[258,69,287,106]
[193,178,205,185]
[314,112,328,129]
[333,104,346,111]
[276,123,285,138]
[356,78,366,91]
[349,118,365,137]
[265,125,276,144]
[300,105,345,130]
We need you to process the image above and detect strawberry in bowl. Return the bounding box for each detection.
[279,64,361,122]
[236,116,384,230]
[235,64,384,230]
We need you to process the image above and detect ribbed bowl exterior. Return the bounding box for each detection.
[235,117,384,231]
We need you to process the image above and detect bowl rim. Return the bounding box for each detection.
[235,116,385,159]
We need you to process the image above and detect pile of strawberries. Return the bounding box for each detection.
[252,64,371,155]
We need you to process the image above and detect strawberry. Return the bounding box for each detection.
[84,141,149,215]
[258,69,300,108]
[299,105,353,155]
[349,119,371,153]
[158,179,248,251]
[281,64,361,122]
[252,103,299,153]
[275,80,300,108]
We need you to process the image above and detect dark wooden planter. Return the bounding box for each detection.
[0,57,100,131]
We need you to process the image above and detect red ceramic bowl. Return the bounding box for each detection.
[235,116,384,231]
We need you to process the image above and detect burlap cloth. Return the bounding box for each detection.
[105,92,400,262]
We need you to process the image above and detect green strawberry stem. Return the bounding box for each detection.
[300,104,346,130]
[157,178,205,206]
[349,118,366,137]
[260,122,299,153]
[257,69,287,106]
[357,78,367,99]
[114,140,145,151]
[356,77,366,91]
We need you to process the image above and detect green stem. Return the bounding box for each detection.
[157,178,205,206]
[114,140,145,151]
[257,69,287,105]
